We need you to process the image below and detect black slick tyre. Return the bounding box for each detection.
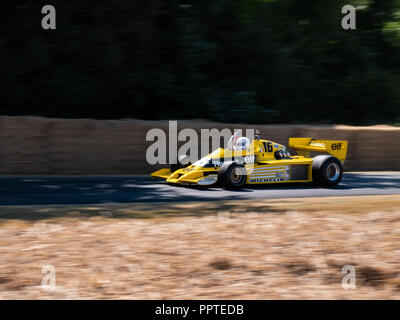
[218,162,247,189]
[312,155,343,187]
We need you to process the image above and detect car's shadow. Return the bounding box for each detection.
[0,172,398,205]
[184,172,400,192]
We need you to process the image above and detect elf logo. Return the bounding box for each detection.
[331,143,343,151]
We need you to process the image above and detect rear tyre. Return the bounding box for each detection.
[218,162,247,189]
[312,155,343,187]
[170,155,191,172]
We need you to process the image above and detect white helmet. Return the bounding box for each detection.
[235,137,250,151]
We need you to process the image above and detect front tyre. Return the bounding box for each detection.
[218,162,247,189]
[312,155,343,187]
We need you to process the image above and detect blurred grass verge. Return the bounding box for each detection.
[0,195,399,222]
[1,195,400,299]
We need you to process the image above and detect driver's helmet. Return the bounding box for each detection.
[235,137,250,151]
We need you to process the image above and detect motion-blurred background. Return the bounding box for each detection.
[1,2,400,301]
[2,0,400,124]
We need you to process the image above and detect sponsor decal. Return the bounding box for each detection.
[249,177,286,183]
[212,160,223,167]
[331,142,343,151]
[210,155,256,167]
[198,176,217,185]
[244,155,256,164]
[208,156,255,167]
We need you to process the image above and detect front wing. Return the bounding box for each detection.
[151,168,218,185]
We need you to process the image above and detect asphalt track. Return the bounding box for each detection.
[0,172,399,206]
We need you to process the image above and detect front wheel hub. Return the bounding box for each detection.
[231,168,242,183]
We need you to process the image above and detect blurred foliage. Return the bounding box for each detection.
[1,0,400,124]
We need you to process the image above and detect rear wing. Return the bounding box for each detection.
[289,138,348,161]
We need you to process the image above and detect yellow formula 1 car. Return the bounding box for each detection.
[151,131,348,189]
